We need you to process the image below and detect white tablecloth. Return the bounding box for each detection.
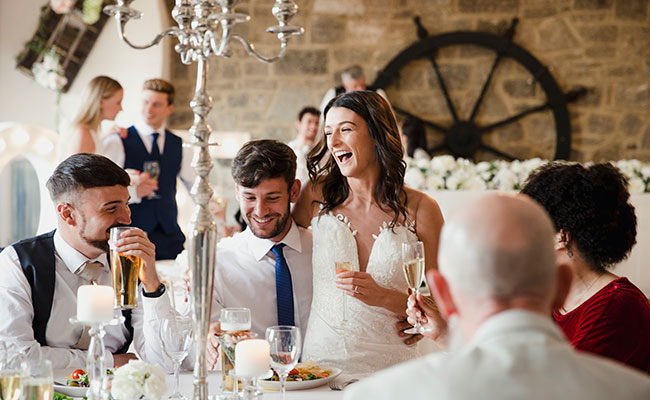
[429,190,650,297]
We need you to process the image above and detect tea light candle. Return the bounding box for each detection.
[77,285,115,323]
[235,339,270,378]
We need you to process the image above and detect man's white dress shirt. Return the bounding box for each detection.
[0,231,178,370]
[345,310,650,400]
[211,220,313,341]
[102,119,194,203]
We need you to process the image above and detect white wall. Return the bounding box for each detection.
[0,0,170,132]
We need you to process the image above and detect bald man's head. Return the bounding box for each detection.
[438,194,557,305]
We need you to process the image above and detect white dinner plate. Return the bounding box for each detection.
[53,383,87,398]
[259,367,341,391]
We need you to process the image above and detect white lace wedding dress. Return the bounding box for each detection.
[302,212,425,375]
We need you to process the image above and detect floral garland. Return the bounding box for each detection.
[404,154,650,194]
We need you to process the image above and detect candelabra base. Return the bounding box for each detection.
[239,377,262,400]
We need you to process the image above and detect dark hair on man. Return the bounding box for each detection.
[232,139,297,188]
[401,115,429,158]
[298,106,320,121]
[143,78,175,105]
[46,153,131,201]
[521,162,637,273]
[306,90,407,229]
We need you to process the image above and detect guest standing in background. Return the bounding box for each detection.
[399,115,430,159]
[288,106,320,186]
[319,65,390,113]
[57,75,124,160]
[104,79,194,260]
[521,162,650,373]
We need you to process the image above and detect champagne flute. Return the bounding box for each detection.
[402,241,432,334]
[21,359,52,400]
[265,326,301,400]
[143,161,160,199]
[335,261,353,325]
[0,351,26,400]
[160,316,194,400]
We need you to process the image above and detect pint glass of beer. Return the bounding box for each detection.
[109,227,143,310]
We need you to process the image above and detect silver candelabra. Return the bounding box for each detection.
[103,1,303,399]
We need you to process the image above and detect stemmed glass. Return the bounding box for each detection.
[0,348,26,400]
[401,241,432,334]
[160,316,194,400]
[143,161,160,199]
[265,326,301,400]
[335,261,353,325]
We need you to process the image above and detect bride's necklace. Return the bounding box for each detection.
[561,273,605,313]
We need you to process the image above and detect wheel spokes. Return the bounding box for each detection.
[480,144,516,161]
[478,103,550,134]
[427,50,460,123]
[392,105,449,134]
[468,53,503,123]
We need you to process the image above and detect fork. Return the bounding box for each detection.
[329,378,359,391]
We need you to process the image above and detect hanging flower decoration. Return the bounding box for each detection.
[50,0,76,14]
[82,0,103,25]
[31,48,68,91]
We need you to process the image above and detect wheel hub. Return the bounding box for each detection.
[446,121,480,159]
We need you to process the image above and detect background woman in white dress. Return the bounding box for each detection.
[293,90,444,375]
[57,75,124,159]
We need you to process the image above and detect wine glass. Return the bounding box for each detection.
[265,326,301,400]
[334,261,353,325]
[402,241,432,334]
[21,359,52,400]
[160,316,194,400]
[143,161,160,199]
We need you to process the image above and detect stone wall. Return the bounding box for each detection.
[167,0,650,162]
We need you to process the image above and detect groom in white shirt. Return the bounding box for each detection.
[206,140,313,368]
[0,154,179,370]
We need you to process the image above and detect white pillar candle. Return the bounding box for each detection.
[235,339,270,378]
[77,285,115,323]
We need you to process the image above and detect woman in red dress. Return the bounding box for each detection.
[521,162,650,373]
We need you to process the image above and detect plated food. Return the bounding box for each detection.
[54,368,114,398]
[260,361,341,391]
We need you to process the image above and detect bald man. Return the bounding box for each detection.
[345,194,650,400]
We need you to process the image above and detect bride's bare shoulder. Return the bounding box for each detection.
[293,180,323,227]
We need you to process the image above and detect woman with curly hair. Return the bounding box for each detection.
[521,162,650,373]
[293,91,444,374]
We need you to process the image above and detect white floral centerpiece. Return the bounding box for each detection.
[405,154,650,194]
[111,360,167,400]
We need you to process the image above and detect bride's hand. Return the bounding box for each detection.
[335,271,407,313]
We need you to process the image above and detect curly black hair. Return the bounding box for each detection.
[521,162,637,273]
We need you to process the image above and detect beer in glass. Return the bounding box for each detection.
[109,227,143,310]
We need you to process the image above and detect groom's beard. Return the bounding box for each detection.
[445,315,467,353]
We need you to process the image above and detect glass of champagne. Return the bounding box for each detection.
[265,326,301,400]
[21,359,52,400]
[219,308,252,398]
[0,352,26,400]
[160,316,194,400]
[402,241,431,334]
[335,261,353,325]
[109,227,143,310]
[143,161,160,199]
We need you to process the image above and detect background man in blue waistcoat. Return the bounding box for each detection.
[0,154,178,370]
[104,79,194,260]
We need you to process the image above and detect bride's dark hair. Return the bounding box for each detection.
[306,90,408,228]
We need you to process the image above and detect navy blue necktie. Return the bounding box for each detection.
[151,132,161,159]
[272,244,295,326]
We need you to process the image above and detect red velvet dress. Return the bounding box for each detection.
[554,277,650,373]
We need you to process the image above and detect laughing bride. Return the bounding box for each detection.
[293,90,445,375]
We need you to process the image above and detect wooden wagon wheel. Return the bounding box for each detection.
[373,18,585,161]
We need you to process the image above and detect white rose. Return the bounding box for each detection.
[431,155,456,173]
[111,373,143,400]
[476,161,491,173]
[628,177,645,194]
[142,365,167,400]
[415,157,430,170]
[462,175,487,191]
[640,166,650,180]
[404,168,425,189]
[425,173,445,190]
[494,169,518,191]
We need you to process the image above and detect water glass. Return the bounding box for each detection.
[21,360,52,400]
[160,316,194,400]
[266,326,301,400]
[219,308,252,397]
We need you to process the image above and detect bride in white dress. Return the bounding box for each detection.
[57,75,124,160]
[293,91,444,375]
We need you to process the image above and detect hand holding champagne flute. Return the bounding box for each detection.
[402,241,431,334]
[142,161,160,199]
[335,261,353,324]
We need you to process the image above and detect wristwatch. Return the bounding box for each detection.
[142,282,166,298]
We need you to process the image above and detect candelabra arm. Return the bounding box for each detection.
[231,34,288,63]
[116,20,185,50]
